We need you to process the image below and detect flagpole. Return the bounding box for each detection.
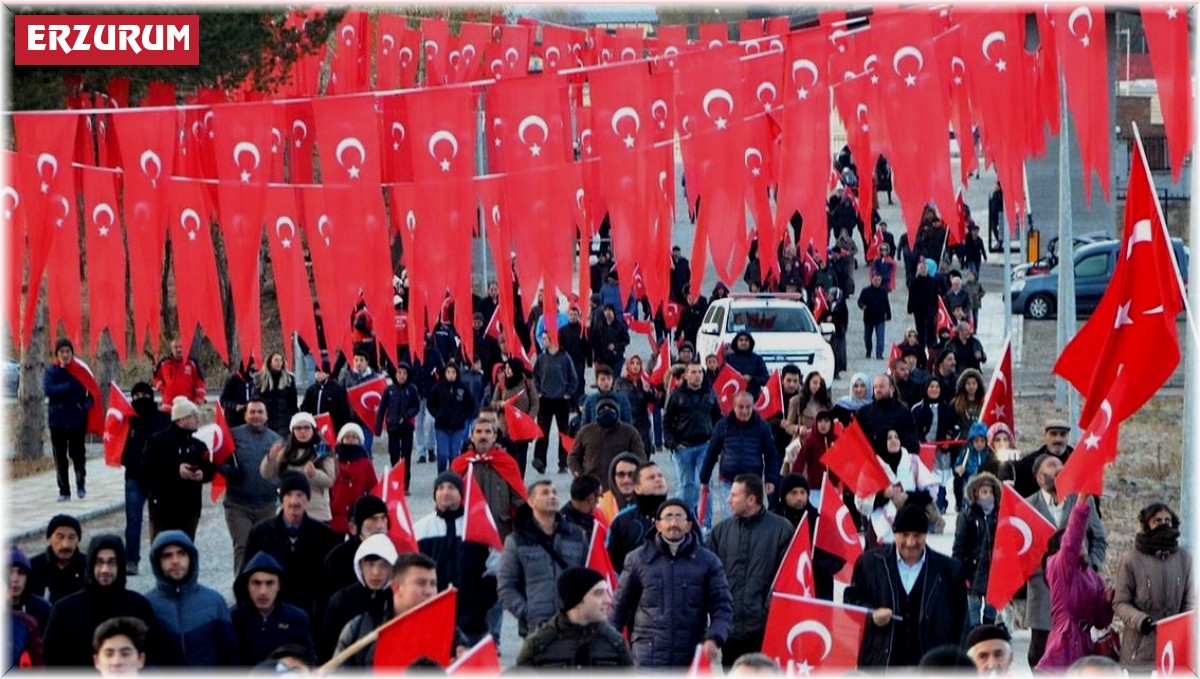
[1056,71,1078,430]
[1002,203,1013,343]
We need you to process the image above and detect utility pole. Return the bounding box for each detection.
[1055,73,1078,436]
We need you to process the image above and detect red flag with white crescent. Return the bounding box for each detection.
[165,179,229,362]
[761,593,869,674]
[1056,371,1127,498]
[371,462,418,553]
[503,390,544,442]
[1141,5,1193,185]
[1052,5,1110,205]
[778,27,832,257]
[464,464,504,551]
[586,520,618,593]
[2,153,25,344]
[81,166,127,361]
[985,484,1057,609]
[347,377,387,429]
[209,404,237,501]
[262,187,318,368]
[771,515,815,597]
[314,412,337,448]
[979,336,1014,433]
[1156,610,1196,676]
[420,18,451,86]
[814,473,862,582]
[373,587,456,669]
[103,382,135,468]
[713,364,747,416]
[755,370,783,420]
[818,419,891,498]
[936,296,954,336]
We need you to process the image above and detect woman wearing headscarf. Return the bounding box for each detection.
[830,373,872,427]
[491,358,539,476]
[1113,502,1195,671]
[911,377,960,513]
[615,354,658,454]
[866,428,939,544]
[261,412,337,522]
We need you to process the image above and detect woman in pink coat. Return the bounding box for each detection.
[1036,497,1115,672]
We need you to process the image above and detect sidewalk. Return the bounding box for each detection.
[6,444,128,541]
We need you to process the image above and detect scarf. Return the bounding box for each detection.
[451,449,531,501]
[336,443,368,463]
[835,373,873,411]
[1135,525,1180,558]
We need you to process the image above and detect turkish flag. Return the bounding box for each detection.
[777,28,831,256]
[933,26,979,187]
[446,636,501,675]
[755,371,783,420]
[686,644,714,677]
[2,153,25,343]
[298,187,354,362]
[373,587,456,669]
[1056,372,1127,498]
[503,390,544,442]
[761,593,869,674]
[314,412,337,448]
[985,484,1057,610]
[111,108,175,355]
[647,340,671,388]
[771,517,816,597]
[209,404,237,501]
[448,22,489,84]
[1141,5,1192,184]
[103,383,135,468]
[81,167,127,361]
[586,520,619,593]
[494,23,531,79]
[698,22,727,47]
[979,336,1014,433]
[165,179,228,362]
[420,18,451,86]
[819,419,891,498]
[375,13,406,91]
[831,70,880,240]
[262,187,318,368]
[814,473,862,581]
[540,24,581,73]
[865,224,884,263]
[1054,132,1185,427]
[12,113,78,349]
[1052,6,1110,204]
[474,176,521,355]
[713,364,748,416]
[211,101,274,363]
[283,100,315,184]
[464,465,504,551]
[663,301,683,330]
[327,10,368,95]
[379,93,413,184]
[812,291,829,323]
[918,443,938,472]
[936,296,954,336]
[347,377,387,429]
[1156,610,1196,676]
[371,462,418,553]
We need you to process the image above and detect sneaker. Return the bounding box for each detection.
[126,563,139,576]
[57,494,70,502]
[532,460,547,475]
[865,350,872,359]
[77,488,86,499]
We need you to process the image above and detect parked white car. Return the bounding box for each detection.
[694,294,836,382]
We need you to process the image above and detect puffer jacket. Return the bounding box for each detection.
[1036,502,1114,672]
[706,507,794,641]
[610,530,733,668]
[143,423,216,521]
[663,384,721,449]
[144,531,239,667]
[498,514,587,636]
[724,332,769,396]
[1113,541,1195,670]
[259,445,336,521]
[515,612,633,668]
[43,362,92,430]
[700,411,780,488]
[951,472,1002,595]
[608,493,667,575]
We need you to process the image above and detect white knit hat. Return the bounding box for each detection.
[337,423,365,444]
[289,412,317,430]
[170,396,199,421]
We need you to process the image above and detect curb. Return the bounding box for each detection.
[8,500,126,542]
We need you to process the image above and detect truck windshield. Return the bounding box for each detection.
[726,307,816,333]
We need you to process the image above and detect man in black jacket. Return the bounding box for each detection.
[317,533,397,663]
[142,398,214,541]
[857,272,892,360]
[230,552,315,667]
[244,472,341,620]
[607,462,669,574]
[724,332,769,398]
[558,306,592,405]
[700,393,780,526]
[28,514,86,603]
[855,375,921,456]
[43,534,166,668]
[219,359,255,429]
[300,361,353,434]
[515,567,633,667]
[123,383,169,576]
[44,338,94,501]
[908,259,940,351]
[317,494,390,622]
[844,504,967,668]
[773,475,845,601]
[663,362,721,524]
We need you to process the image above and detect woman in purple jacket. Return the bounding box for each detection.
[1036,497,1114,671]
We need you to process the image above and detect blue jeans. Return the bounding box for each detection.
[710,479,734,527]
[967,594,997,629]
[124,478,147,567]
[864,320,886,357]
[672,445,707,523]
[435,427,466,473]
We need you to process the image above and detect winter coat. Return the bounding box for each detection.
[334,597,468,668]
[664,384,721,449]
[221,424,283,509]
[220,372,253,429]
[591,317,631,370]
[152,356,206,406]
[515,612,634,668]
[724,332,770,397]
[791,428,836,489]
[943,288,971,317]
[317,539,395,663]
[907,274,940,318]
[843,544,967,668]
[911,399,960,444]
[42,535,163,668]
[230,552,315,667]
[701,411,780,488]
[707,507,794,641]
[856,397,922,458]
[122,406,170,482]
[1113,541,1194,670]
[1024,494,1107,631]
[413,506,501,635]
[615,375,658,440]
[580,389,633,426]
[260,445,337,521]
[597,451,647,525]
[252,371,299,437]
[428,378,476,432]
[558,321,592,373]
[948,335,987,373]
[568,421,646,491]
[43,363,92,430]
[498,515,587,636]
[1037,502,1115,671]
[143,423,216,522]
[608,494,666,576]
[491,377,539,435]
[376,378,419,436]
[144,531,239,667]
[610,531,734,668]
[951,473,1002,595]
[301,379,353,434]
[244,513,342,620]
[328,446,378,535]
[534,350,579,401]
[27,548,86,604]
[857,285,892,325]
[1013,445,1076,500]
[9,611,42,671]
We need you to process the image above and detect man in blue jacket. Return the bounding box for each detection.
[44,339,93,501]
[700,392,781,526]
[144,531,238,666]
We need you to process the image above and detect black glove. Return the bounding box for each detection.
[1141,617,1155,635]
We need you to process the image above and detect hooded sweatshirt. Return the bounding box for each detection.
[413,502,501,635]
[318,535,397,663]
[724,331,769,396]
[144,531,239,667]
[43,534,161,667]
[230,552,315,667]
[596,451,647,524]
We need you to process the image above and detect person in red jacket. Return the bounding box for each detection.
[151,338,206,412]
[328,424,378,536]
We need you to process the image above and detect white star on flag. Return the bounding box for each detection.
[240,170,251,183]
[714,117,728,130]
[904,74,917,87]
[281,238,291,249]
[530,143,542,157]
[99,226,109,237]
[439,159,451,172]
[40,182,49,194]
[188,232,197,241]
[996,59,1007,72]
[1081,35,1090,47]
[1084,432,1101,449]
[1167,7,1178,19]
[347,165,361,179]
[622,134,635,149]
[870,74,879,85]
[1114,301,1134,328]
[798,88,809,100]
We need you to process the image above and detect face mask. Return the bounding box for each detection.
[978,497,995,513]
[133,398,158,419]
[597,410,618,427]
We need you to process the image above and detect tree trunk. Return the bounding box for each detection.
[16,283,48,460]
[94,330,121,409]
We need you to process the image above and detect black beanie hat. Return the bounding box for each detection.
[130,381,155,398]
[54,338,74,354]
[964,624,1012,650]
[557,567,605,613]
[352,495,388,528]
[46,514,82,540]
[434,470,464,498]
[278,470,311,499]
[655,498,695,523]
[892,503,929,535]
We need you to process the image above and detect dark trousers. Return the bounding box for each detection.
[914,312,937,350]
[1028,629,1049,669]
[509,440,529,479]
[532,397,571,472]
[50,427,87,497]
[124,478,147,566]
[387,426,414,491]
[721,631,766,669]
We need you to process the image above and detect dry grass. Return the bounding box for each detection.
[7,455,57,480]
